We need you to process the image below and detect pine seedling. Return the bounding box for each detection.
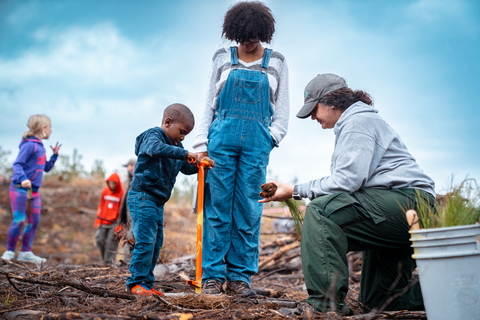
[260,182,305,241]
[283,198,305,241]
[415,178,480,229]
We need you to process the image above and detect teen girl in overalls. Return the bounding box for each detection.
[193,1,290,296]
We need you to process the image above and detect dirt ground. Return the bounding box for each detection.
[0,181,426,319]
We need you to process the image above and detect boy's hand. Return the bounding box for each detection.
[50,142,62,155]
[187,152,200,166]
[21,179,32,189]
[203,156,215,169]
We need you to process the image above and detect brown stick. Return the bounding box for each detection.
[260,231,296,236]
[345,311,427,319]
[251,287,284,298]
[267,252,301,270]
[258,242,300,269]
[257,267,288,281]
[0,302,44,314]
[3,271,135,300]
[41,312,191,319]
[66,267,111,273]
[262,215,292,219]
[84,273,130,280]
[260,236,296,250]
[268,309,297,320]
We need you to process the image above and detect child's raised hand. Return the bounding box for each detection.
[50,142,62,155]
[187,152,200,166]
[21,179,32,189]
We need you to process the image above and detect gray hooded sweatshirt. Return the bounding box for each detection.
[295,101,435,200]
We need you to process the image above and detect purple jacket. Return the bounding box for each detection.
[10,138,58,191]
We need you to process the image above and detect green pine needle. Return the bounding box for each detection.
[282,198,305,241]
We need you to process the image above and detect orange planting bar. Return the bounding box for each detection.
[186,280,201,288]
[187,158,210,294]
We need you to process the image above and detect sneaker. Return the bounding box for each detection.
[1,251,14,261]
[226,280,256,297]
[130,282,161,296]
[149,287,164,296]
[17,251,46,263]
[203,279,224,294]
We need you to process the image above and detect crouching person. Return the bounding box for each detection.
[260,74,436,315]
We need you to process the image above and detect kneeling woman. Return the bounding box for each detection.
[260,73,435,314]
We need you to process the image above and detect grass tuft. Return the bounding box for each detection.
[416,178,480,229]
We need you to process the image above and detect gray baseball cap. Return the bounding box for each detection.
[123,158,137,167]
[296,73,347,119]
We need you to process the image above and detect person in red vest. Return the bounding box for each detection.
[94,172,125,264]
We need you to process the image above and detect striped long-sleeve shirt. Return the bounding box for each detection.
[193,47,290,152]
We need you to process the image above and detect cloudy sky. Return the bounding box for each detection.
[1,0,479,194]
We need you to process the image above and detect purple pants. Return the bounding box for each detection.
[7,186,41,252]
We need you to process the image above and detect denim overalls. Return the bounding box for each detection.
[203,47,274,285]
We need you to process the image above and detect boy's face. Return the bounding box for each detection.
[107,180,117,191]
[162,118,194,146]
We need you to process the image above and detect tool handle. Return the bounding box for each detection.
[188,157,210,167]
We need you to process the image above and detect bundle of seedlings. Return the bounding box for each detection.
[260,182,305,240]
[411,178,480,229]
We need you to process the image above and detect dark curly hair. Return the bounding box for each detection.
[319,88,373,112]
[222,1,275,43]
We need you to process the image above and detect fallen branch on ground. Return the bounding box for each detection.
[0,269,135,300]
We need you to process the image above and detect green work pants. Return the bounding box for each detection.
[301,188,433,313]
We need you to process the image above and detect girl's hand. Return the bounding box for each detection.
[51,142,62,155]
[198,152,209,160]
[204,156,215,169]
[258,180,294,203]
[21,179,32,189]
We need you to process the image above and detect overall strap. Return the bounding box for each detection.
[261,48,273,69]
[230,46,238,66]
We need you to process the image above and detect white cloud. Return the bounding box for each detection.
[2,24,160,86]
[0,23,196,174]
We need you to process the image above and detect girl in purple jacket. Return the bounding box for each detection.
[1,115,61,263]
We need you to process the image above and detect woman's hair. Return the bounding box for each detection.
[222,1,275,44]
[23,115,51,139]
[318,88,373,112]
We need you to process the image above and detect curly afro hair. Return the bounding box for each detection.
[222,1,275,44]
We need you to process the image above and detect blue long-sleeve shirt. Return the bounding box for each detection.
[10,138,58,191]
[130,126,198,206]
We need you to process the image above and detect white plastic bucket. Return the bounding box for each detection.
[410,224,480,320]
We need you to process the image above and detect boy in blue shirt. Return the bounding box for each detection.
[126,103,214,296]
